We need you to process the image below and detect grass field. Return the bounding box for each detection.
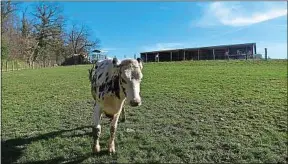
[2,60,287,163]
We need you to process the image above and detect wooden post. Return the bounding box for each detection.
[254,44,257,54]
[245,47,247,60]
[6,61,8,71]
[213,49,215,60]
[155,53,159,62]
[183,51,185,61]
[12,61,14,71]
[16,61,18,70]
[197,49,200,60]
[170,51,172,61]
[145,53,147,62]
[228,48,230,60]
[265,48,267,60]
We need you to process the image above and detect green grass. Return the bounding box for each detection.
[2,60,287,163]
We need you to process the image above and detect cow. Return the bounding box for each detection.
[88,57,143,154]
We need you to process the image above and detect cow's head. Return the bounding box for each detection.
[113,57,143,107]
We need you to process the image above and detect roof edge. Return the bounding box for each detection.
[140,42,256,54]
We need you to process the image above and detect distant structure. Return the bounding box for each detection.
[140,43,257,62]
[61,53,90,66]
[90,49,107,63]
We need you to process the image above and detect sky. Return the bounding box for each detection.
[19,1,287,59]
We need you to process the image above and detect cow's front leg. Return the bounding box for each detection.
[92,104,102,153]
[108,113,120,154]
[121,107,126,122]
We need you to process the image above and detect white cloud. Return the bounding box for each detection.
[142,42,184,51]
[99,48,117,53]
[194,2,287,27]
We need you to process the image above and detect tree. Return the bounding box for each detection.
[32,2,65,65]
[1,1,18,34]
[1,1,101,67]
[66,23,100,56]
[1,1,28,61]
[19,7,38,65]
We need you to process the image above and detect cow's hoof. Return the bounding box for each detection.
[108,147,115,155]
[92,145,101,154]
[121,118,126,122]
[109,151,116,155]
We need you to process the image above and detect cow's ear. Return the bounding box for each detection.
[136,58,142,63]
[112,57,119,67]
[137,58,143,70]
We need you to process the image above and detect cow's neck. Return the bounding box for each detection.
[117,70,127,100]
[111,72,126,100]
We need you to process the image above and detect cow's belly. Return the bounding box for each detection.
[98,94,125,116]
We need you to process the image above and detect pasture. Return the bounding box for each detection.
[2,60,287,163]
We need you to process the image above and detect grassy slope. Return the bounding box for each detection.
[2,60,287,163]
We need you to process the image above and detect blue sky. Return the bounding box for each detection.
[19,1,287,59]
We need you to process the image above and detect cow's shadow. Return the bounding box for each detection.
[1,126,105,164]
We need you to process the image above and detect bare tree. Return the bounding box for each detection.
[66,23,100,56]
[1,1,101,67]
[1,1,22,60]
[1,1,18,19]
[1,1,18,34]
[18,7,37,65]
[32,2,65,64]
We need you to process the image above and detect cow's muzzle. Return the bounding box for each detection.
[130,99,141,107]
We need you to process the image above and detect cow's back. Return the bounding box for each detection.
[95,59,113,87]
[90,58,121,101]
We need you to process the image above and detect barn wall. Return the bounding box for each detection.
[141,43,256,62]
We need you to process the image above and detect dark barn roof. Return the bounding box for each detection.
[92,49,101,53]
[140,43,256,54]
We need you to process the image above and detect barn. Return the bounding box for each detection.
[140,43,257,62]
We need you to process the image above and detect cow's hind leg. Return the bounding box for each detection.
[92,104,102,153]
[108,114,120,154]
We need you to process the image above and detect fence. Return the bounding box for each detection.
[1,60,57,72]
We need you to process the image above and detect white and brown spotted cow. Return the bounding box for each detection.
[88,57,143,154]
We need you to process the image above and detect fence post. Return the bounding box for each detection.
[16,61,18,70]
[12,61,14,71]
[265,48,267,60]
[6,61,8,71]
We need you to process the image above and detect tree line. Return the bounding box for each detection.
[1,1,100,67]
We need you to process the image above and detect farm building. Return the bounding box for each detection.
[140,43,257,62]
[61,54,90,66]
[88,49,108,63]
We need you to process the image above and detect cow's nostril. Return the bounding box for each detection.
[130,100,139,107]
